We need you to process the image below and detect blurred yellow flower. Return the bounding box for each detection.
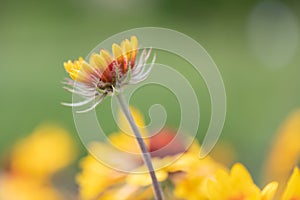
[282,167,300,200]
[0,175,62,200]
[77,107,226,200]
[0,124,76,200]
[77,107,300,200]
[210,141,237,167]
[207,163,278,200]
[125,155,178,187]
[76,107,149,200]
[168,142,226,200]
[76,154,126,200]
[264,110,300,196]
[10,124,76,180]
[109,107,148,154]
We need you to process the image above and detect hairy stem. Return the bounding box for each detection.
[116,94,163,200]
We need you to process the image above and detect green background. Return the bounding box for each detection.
[1,0,299,184]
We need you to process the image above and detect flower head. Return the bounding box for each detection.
[63,36,155,113]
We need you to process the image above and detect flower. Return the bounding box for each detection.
[168,142,226,200]
[76,107,150,200]
[0,124,76,200]
[281,167,300,200]
[76,154,126,200]
[0,176,62,200]
[263,110,300,196]
[76,107,225,200]
[10,124,76,180]
[63,36,155,113]
[207,163,278,200]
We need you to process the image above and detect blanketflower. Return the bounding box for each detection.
[77,139,223,200]
[63,36,155,113]
[75,103,300,200]
[207,163,278,200]
[0,124,76,200]
[168,142,226,200]
[76,107,225,200]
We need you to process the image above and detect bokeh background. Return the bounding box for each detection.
[1,0,299,185]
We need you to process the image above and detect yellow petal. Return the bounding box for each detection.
[121,39,131,51]
[100,50,113,64]
[112,43,123,60]
[99,185,140,200]
[76,154,125,200]
[63,60,72,72]
[69,71,78,80]
[207,163,261,200]
[263,110,300,196]
[129,36,138,66]
[109,131,142,154]
[63,57,86,82]
[71,70,87,82]
[130,36,138,50]
[117,106,147,138]
[121,39,132,59]
[109,107,148,154]
[126,169,168,187]
[81,62,94,73]
[261,181,278,200]
[282,167,300,200]
[91,53,107,71]
[231,163,254,185]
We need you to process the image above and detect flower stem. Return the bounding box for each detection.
[116,94,164,200]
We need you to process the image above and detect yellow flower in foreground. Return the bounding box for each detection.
[168,142,226,200]
[76,107,149,200]
[76,107,300,199]
[76,154,126,200]
[264,110,300,196]
[0,124,76,200]
[77,107,226,199]
[207,163,278,200]
[282,167,300,200]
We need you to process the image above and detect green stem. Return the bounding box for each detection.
[116,94,164,200]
